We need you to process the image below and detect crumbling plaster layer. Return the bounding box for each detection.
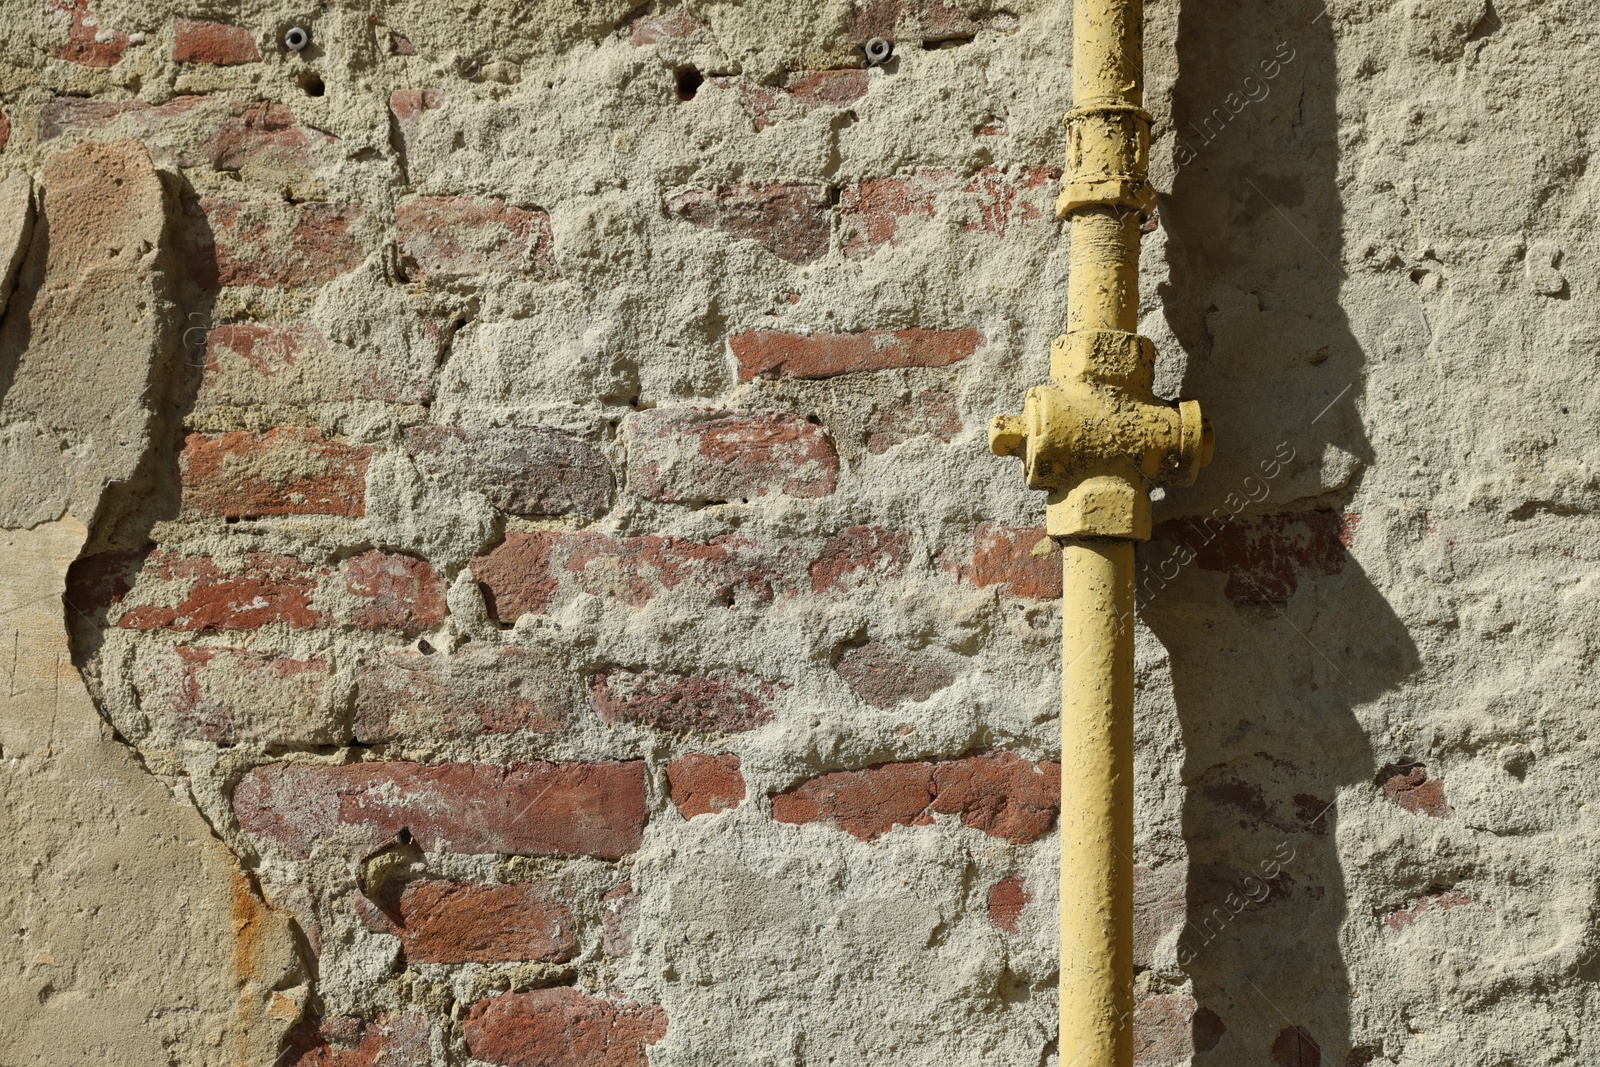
[0,0,1595,1064]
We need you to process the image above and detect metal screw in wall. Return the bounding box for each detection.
[864,37,893,66]
[284,26,310,52]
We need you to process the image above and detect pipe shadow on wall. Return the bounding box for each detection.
[1142,1,1420,1063]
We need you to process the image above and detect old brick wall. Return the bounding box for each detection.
[3,0,1596,1064]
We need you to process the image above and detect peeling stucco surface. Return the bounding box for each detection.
[0,0,1596,1064]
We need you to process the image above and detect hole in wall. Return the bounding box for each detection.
[674,65,703,100]
[300,73,326,97]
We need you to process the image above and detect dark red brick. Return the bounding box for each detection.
[730,327,984,380]
[865,388,962,453]
[48,0,128,67]
[384,880,576,965]
[601,881,638,958]
[1379,763,1452,819]
[950,523,1062,599]
[626,408,839,502]
[66,548,152,617]
[772,752,1060,843]
[589,670,775,733]
[667,754,747,819]
[137,645,333,745]
[172,18,260,64]
[186,197,365,288]
[465,989,666,1067]
[355,645,568,743]
[0,109,11,153]
[403,425,613,516]
[395,195,555,280]
[1192,1008,1227,1053]
[180,428,372,519]
[834,641,953,708]
[1271,1026,1322,1067]
[283,1010,431,1067]
[1153,510,1349,603]
[339,551,449,631]
[987,875,1029,934]
[234,760,648,859]
[664,183,830,265]
[810,525,909,592]
[117,552,324,631]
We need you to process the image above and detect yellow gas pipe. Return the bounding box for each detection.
[988,1,1212,1063]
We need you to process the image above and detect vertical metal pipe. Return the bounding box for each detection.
[1058,542,1136,1067]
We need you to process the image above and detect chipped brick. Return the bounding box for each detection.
[354,644,569,743]
[810,525,909,592]
[667,753,747,819]
[403,425,613,517]
[172,18,260,65]
[626,408,839,502]
[665,183,831,265]
[179,428,372,519]
[234,760,648,859]
[589,670,775,734]
[987,875,1029,934]
[730,327,984,380]
[395,195,555,280]
[464,989,666,1067]
[834,641,953,708]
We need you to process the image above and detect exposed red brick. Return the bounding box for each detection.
[186,197,365,288]
[1153,510,1349,603]
[987,875,1029,934]
[47,0,128,67]
[471,533,561,618]
[838,172,944,257]
[138,645,333,745]
[1134,864,1186,970]
[465,989,666,1067]
[1379,763,1452,818]
[403,425,613,517]
[472,530,786,621]
[731,327,984,380]
[846,0,994,41]
[172,18,260,64]
[395,195,555,280]
[629,8,707,45]
[772,752,1060,843]
[834,641,953,708]
[715,70,868,131]
[1271,1026,1322,1067]
[385,880,576,965]
[810,525,909,592]
[0,109,10,153]
[355,645,568,743]
[590,670,775,733]
[1135,992,1200,1066]
[664,183,831,265]
[865,388,962,453]
[667,753,747,819]
[117,552,324,631]
[339,551,448,631]
[838,166,1059,257]
[234,760,648,859]
[40,97,333,182]
[626,408,839,502]
[1382,887,1473,932]
[389,88,445,126]
[180,429,372,519]
[196,322,431,407]
[284,1010,431,1067]
[601,881,638,957]
[952,523,1062,599]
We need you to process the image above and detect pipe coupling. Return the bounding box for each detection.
[989,330,1211,540]
[1058,102,1156,217]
